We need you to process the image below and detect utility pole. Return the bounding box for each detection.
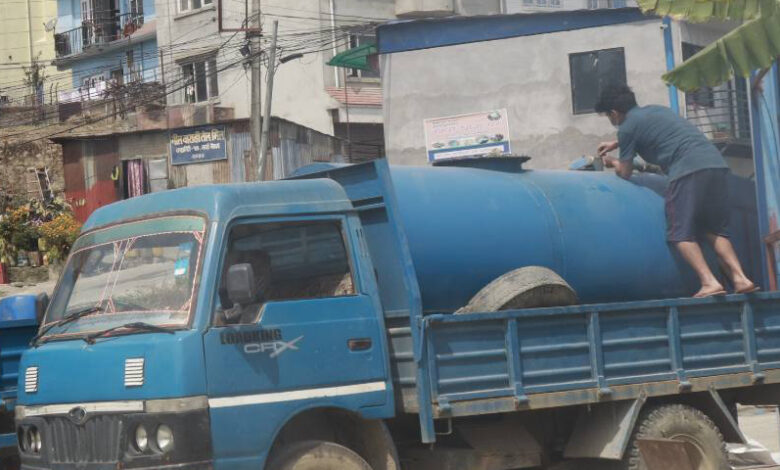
[250,0,263,181]
[257,19,278,180]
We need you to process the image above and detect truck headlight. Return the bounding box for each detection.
[156,425,174,453]
[30,427,41,453]
[134,425,148,452]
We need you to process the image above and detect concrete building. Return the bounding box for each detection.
[0,0,70,105]
[377,9,751,176]
[153,1,645,166]
[154,0,398,162]
[52,0,158,103]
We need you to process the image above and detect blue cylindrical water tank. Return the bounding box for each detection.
[389,163,697,312]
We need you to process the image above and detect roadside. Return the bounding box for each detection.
[0,280,56,299]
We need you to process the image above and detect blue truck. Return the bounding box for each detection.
[12,157,780,470]
[0,295,45,470]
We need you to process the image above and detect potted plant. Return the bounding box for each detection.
[38,213,81,278]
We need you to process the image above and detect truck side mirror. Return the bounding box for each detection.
[35,293,49,324]
[226,263,258,308]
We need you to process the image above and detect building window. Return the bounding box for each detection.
[83,142,97,190]
[179,0,212,13]
[682,43,714,108]
[569,47,627,115]
[348,34,379,79]
[588,0,624,7]
[182,57,219,103]
[130,0,144,17]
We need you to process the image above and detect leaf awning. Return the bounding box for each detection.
[327,43,377,71]
[637,0,780,91]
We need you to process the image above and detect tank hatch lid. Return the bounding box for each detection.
[431,155,530,172]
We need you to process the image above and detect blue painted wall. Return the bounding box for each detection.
[70,38,159,87]
[56,0,80,32]
[57,0,156,29]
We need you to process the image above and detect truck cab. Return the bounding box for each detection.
[15,169,402,470]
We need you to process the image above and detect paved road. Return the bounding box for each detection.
[740,405,780,461]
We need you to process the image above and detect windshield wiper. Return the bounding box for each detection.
[31,305,104,347]
[83,322,176,345]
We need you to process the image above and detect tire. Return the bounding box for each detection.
[268,440,373,470]
[456,266,578,314]
[625,404,728,470]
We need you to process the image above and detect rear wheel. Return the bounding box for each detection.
[625,404,728,470]
[268,440,373,470]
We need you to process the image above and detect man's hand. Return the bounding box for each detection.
[597,140,618,157]
[601,155,618,168]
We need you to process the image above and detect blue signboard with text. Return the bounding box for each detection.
[170,125,227,165]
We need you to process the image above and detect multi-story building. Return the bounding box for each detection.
[155,0,645,165]
[52,0,158,103]
[0,0,70,105]
[155,0,396,163]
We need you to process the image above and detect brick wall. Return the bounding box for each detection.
[0,138,64,199]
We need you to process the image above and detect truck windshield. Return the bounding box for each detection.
[41,215,205,340]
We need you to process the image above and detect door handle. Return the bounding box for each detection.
[348,338,372,351]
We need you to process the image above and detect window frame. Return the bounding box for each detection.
[569,47,627,115]
[180,55,219,103]
[212,215,360,325]
[346,33,379,81]
[682,42,715,108]
[178,0,213,14]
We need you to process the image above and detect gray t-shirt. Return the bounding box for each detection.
[618,105,727,180]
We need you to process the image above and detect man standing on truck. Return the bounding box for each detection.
[595,84,758,298]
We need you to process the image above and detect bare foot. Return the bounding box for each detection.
[694,284,727,298]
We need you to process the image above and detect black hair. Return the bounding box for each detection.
[594,84,638,114]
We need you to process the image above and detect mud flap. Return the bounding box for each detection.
[563,395,646,460]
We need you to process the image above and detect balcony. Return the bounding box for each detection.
[686,87,752,159]
[55,12,145,58]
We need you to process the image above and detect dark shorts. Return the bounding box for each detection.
[665,168,730,243]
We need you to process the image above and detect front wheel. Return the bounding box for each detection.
[268,440,373,470]
[625,404,728,470]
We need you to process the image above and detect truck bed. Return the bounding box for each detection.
[391,292,780,419]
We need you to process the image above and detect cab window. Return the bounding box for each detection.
[217,220,355,324]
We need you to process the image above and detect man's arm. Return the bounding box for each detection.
[597,141,618,157]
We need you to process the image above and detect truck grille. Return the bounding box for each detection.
[46,415,122,463]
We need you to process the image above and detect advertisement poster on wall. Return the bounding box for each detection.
[423,109,511,162]
[170,126,227,165]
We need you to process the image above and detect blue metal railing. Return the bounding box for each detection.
[54,12,145,58]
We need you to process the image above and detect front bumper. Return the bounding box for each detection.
[16,397,212,470]
[22,461,213,470]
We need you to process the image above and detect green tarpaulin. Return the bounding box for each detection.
[327,43,377,71]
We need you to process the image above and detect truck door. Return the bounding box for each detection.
[202,215,389,465]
